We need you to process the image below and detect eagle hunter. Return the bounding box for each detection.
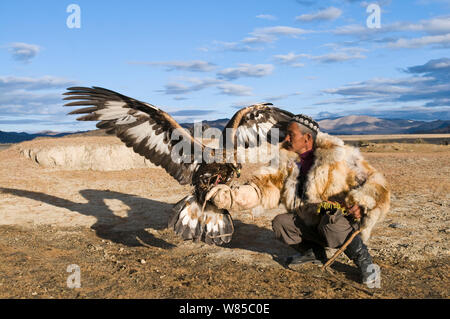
[63,87,293,245]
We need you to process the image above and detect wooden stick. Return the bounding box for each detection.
[323,267,375,297]
[322,229,362,270]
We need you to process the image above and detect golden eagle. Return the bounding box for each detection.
[63,87,293,245]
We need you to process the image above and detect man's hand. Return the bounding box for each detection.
[347,205,362,220]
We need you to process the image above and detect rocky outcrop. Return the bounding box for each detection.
[18,136,159,171]
[17,136,277,171]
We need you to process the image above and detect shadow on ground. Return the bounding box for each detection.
[0,188,289,258]
[0,187,175,249]
[1,187,361,281]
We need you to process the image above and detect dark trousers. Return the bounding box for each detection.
[272,210,359,249]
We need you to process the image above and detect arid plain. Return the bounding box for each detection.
[0,135,448,298]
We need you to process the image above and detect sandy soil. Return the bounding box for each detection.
[337,134,450,140]
[0,137,449,299]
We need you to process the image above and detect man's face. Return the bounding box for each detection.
[284,122,312,154]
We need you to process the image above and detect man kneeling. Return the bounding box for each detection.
[210,114,390,287]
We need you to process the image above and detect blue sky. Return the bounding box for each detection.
[1,0,449,133]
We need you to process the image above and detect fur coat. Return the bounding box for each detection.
[242,131,391,243]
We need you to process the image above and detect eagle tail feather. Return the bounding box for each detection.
[168,195,233,245]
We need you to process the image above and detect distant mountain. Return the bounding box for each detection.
[317,116,450,135]
[182,115,450,135]
[180,118,229,132]
[1,116,449,144]
[60,130,105,138]
[405,120,450,134]
[0,131,77,143]
[35,130,66,136]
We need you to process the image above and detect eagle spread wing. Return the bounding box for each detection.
[64,86,295,246]
[221,103,294,149]
[63,86,204,185]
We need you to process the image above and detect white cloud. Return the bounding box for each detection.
[217,64,274,80]
[273,52,309,67]
[158,75,256,97]
[242,35,274,44]
[0,75,76,91]
[332,16,450,49]
[296,7,342,22]
[387,33,450,48]
[406,57,450,74]
[217,83,253,96]
[333,24,369,36]
[316,105,450,121]
[310,51,366,63]
[253,26,312,36]
[323,77,434,96]
[204,25,314,52]
[333,16,450,37]
[0,75,78,116]
[158,77,222,95]
[0,90,62,107]
[245,26,313,43]
[256,14,277,21]
[405,16,450,35]
[128,60,216,72]
[6,42,41,63]
[273,52,307,64]
[320,58,450,108]
[212,41,263,52]
[273,47,366,66]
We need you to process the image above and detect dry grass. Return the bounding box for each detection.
[0,136,448,298]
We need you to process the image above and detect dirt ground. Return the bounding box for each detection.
[0,137,449,299]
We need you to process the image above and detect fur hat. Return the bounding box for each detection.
[292,114,320,133]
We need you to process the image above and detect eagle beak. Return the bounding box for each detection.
[236,168,241,178]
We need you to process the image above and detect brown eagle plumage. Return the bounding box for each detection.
[63,86,293,245]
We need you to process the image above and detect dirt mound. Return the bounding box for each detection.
[17,136,159,170]
[15,136,276,171]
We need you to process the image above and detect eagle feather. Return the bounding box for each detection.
[64,86,293,245]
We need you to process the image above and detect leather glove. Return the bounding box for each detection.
[210,184,261,211]
[210,185,233,210]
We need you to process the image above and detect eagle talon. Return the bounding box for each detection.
[214,174,222,186]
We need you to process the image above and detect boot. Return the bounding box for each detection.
[286,241,327,266]
[344,234,380,287]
